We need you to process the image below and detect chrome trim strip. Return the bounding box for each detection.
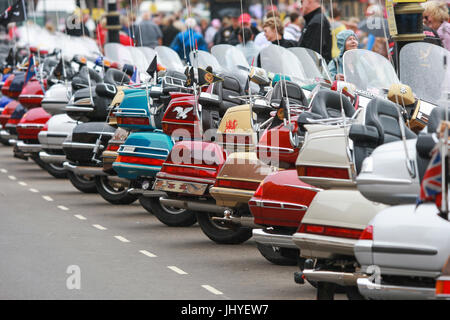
[162,120,196,126]
[357,277,436,300]
[372,245,437,256]
[17,124,45,128]
[65,106,94,112]
[16,141,42,153]
[285,184,323,192]
[256,145,295,153]
[250,199,308,211]
[62,142,103,150]
[356,177,412,185]
[163,163,216,171]
[156,172,215,184]
[19,94,44,99]
[252,229,297,249]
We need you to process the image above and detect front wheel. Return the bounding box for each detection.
[256,243,299,266]
[139,196,197,227]
[95,176,137,205]
[195,212,252,244]
[67,170,97,193]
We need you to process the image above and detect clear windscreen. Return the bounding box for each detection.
[104,43,133,66]
[259,44,307,84]
[155,46,185,72]
[400,42,450,106]
[127,46,149,73]
[288,47,332,83]
[211,44,250,73]
[343,49,399,95]
[189,50,224,74]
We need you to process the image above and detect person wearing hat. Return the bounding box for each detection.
[327,29,358,80]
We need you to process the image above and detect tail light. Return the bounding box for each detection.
[162,164,217,179]
[215,178,261,191]
[116,116,150,126]
[297,165,351,180]
[106,143,120,152]
[116,155,164,167]
[298,223,362,240]
[359,225,374,240]
[436,256,450,299]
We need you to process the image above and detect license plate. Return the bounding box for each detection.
[122,146,135,153]
[154,179,208,195]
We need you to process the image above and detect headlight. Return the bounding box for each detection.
[361,157,373,173]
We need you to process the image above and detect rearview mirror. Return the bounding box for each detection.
[249,67,270,86]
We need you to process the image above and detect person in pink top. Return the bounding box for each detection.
[422,1,450,50]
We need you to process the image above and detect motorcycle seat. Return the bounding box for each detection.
[71,66,102,91]
[350,98,416,173]
[416,106,450,182]
[104,68,130,86]
[297,88,354,132]
[270,80,308,108]
[212,73,245,116]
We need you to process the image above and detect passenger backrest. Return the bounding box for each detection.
[309,88,355,119]
[270,80,308,107]
[214,73,244,115]
[104,68,130,85]
[351,98,416,173]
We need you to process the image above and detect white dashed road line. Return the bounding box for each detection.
[29,188,39,193]
[92,224,107,231]
[18,181,27,186]
[202,285,223,295]
[168,266,188,275]
[42,195,53,202]
[114,235,130,243]
[74,214,87,220]
[57,205,69,211]
[0,168,7,173]
[8,175,16,180]
[139,250,157,258]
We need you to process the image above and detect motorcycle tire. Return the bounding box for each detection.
[32,155,68,179]
[94,176,137,205]
[0,137,10,146]
[256,243,299,266]
[139,196,197,227]
[345,286,365,300]
[195,212,252,244]
[67,170,97,193]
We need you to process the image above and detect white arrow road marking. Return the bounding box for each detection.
[201,285,223,295]
[0,168,7,173]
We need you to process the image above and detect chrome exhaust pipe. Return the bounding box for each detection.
[128,188,167,197]
[106,175,130,185]
[211,214,260,228]
[159,197,227,214]
[302,269,367,286]
[63,161,107,176]
[39,151,67,164]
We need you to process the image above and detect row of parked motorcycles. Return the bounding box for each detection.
[1,24,449,299]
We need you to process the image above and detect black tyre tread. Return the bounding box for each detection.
[94,176,137,205]
[256,243,299,266]
[32,156,68,179]
[195,212,252,244]
[67,170,97,193]
[139,196,197,227]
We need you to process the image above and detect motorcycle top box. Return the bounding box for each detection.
[16,107,51,142]
[18,78,47,109]
[63,122,116,165]
[41,83,71,115]
[112,131,174,180]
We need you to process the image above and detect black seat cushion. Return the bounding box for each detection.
[270,80,308,107]
[309,88,355,119]
[351,98,417,173]
[104,68,130,85]
[71,67,102,91]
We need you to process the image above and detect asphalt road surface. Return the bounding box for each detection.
[0,144,323,300]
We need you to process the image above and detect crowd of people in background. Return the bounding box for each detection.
[25,0,449,80]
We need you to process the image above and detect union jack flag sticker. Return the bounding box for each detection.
[418,142,444,208]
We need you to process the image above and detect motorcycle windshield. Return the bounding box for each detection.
[259,44,307,84]
[127,46,149,73]
[288,47,332,83]
[343,49,399,95]
[189,50,224,73]
[137,47,156,65]
[155,46,184,72]
[400,42,450,106]
[104,43,134,66]
[211,44,250,73]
